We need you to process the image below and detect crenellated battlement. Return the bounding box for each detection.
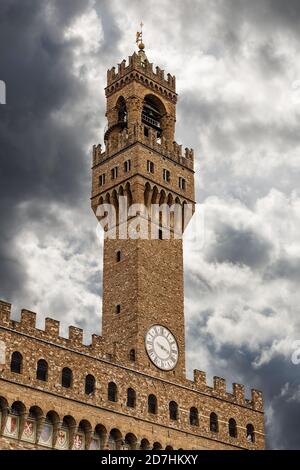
[106,52,176,95]
[0,299,265,448]
[92,125,194,170]
[0,300,262,413]
[0,300,105,357]
[193,369,264,412]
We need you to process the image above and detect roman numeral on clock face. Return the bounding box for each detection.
[145,325,179,371]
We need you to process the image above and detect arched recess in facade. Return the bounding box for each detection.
[0,399,115,450]
[144,182,187,208]
[140,437,151,450]
[142,93,167,139]
[98,183,133,210]
[141,92,175,146]
[143,182,188,235]
[96,183,133,229]
[0,395,256,449]
[124,432,137,450]
[104,95,128,142]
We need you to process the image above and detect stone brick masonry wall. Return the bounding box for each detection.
[0,301,265,450]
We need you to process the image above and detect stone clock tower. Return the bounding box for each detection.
[91,39,195,380]
[0,31,265,451]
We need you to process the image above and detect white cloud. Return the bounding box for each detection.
[13,201,103,341]
[64,6,104,56]
[184,189,300,370]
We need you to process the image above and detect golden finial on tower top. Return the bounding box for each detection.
[136,21,145,50]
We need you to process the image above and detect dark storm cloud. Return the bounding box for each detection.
[206,224,272,269]
[0,0,120,300]
[178,97,300,177]
[86,270,103,297]
[219,0,300,38]
[267,0,300,30]
[93,0,122,58]
[185,271,213,296]
[187,324,300,449]
[269,375,300,449]
[166,0,300,61]
[217,352,300,449]
[256,41,287,76]
[186,309,214,341]
[265,257,300,282]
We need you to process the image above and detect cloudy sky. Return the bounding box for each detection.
[1,0,300,449]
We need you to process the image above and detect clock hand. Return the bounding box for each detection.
[157,342,170,353]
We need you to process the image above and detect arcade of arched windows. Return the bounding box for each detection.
[143,182,188,209]
[98,183,188,209]
[105,91,174,146]
[0,397,172,450]
[110,92,171,128]
[0,395,256,450]
[97,182,191,235]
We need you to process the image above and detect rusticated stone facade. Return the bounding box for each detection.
[0,46,265,451]
[0,302,264,450]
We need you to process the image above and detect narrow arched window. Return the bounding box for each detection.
[36,359,48,381]
[108,429,122,450]
[108,382,117,402]
[85,374,95,395]
[169,401,178,421]
[10,351,22,374]
[126,388,136,408]
[140,438,150,450]
[153,441,162,450]
[129,349,136,362]
[61,367,72,388]
[229,418,237,438]
[210,412,218,433]
[189,407,199,426]
[246,423,255,443]
[148,394,157,414]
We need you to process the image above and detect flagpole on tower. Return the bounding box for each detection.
[136,21,145,50]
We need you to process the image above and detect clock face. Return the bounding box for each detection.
[145,325,179,371]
